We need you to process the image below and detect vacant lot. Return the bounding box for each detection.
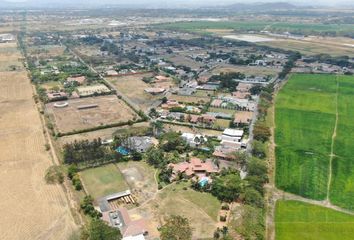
[80,164,129,200]
[262,39,354,57]
[212,64,280,76]
[275,200,354,240]
[169,94,210,104]
[131,182,221,239]
[46,95,138,134]
[117,161,158,203]
[275,74,354,209]
[108,73,162,112]
[164,123,223,137]
[166,55,203,69]
[59,122,150,146]
[28,44,66,58]
[0,43,77,239]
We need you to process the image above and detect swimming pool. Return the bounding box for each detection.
[199,177,209,187]
[115,146,130,156]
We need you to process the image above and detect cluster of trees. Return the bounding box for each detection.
[304,54,354,69]
[63,138,116,166]
[80,35,104,45]
[278,52,301,79]
[80,219,122,240]
[209,72,245,91]
[80,195,102,219]
[67,164,82,190]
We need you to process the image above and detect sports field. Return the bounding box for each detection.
[275,200,354,240]
[80,163,129,199]
[275,74,354,209]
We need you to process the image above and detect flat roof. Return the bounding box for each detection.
[223,128,244,137]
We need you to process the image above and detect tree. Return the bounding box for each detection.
[81,219,122,240]
[251,140,266,159]
[247,158,268,184]
[159,215,192,240]
[243,188,264,208]
[146,147,165,168]
[67,164,79,179]
[231,151,248,165]
[131,150,142,161]
[253,122,271,142]
[211,170,243,202]
[159,166,173,184]
[80,195,102,219]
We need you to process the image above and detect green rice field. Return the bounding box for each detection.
[275,200,354,240]
[156,21,354,35]
[275,74,354,209]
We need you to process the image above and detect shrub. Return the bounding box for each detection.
[45,166,64,184]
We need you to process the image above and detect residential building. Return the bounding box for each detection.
[169,157,218,179]
[101,208,147,239]
[182,133,207,147]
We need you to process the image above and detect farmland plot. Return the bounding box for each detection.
[275,74,337,199]
[275,200,354,240]
[275,74,354,209]
[0,43,77,239]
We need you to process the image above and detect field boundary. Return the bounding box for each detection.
[326,76,339,202]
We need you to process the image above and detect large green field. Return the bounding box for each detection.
[275,200,354,240]
[80,164,129,199]
[275,74,354,209]
[156,21,354,35]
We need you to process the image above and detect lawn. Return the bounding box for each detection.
[80,164,129,199]
[275,74,354,209]
[275,200,354,240]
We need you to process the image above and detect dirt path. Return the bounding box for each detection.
[326,77,339,202]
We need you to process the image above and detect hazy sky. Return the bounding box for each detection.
[2,0,353,7]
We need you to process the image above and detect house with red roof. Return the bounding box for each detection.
[169,157,219,179]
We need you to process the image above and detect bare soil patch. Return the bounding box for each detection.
[46,95,138,134]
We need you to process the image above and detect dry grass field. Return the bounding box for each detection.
[0,42,78,239]
[108,73,163,112]
[164,123,223,137]
[46,95,138,134]
[28,45,66,58]
[262,38,354,57]
[117,161,158,204]
[212,64,280,76]
[0,43,24,71]
[166,55,203,69]
[59,122,150,146]
[130,182,221,239]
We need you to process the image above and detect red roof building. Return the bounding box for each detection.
[169,157,219,179]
